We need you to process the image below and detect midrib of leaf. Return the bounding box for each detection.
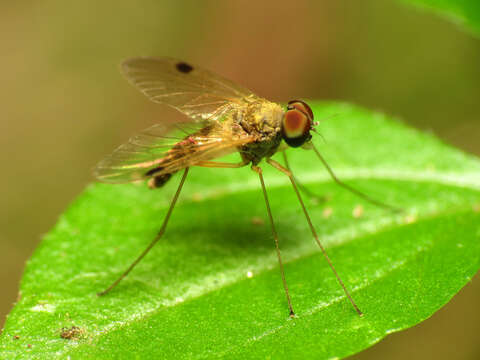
[194,168,480,199]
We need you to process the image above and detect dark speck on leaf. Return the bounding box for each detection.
[176,62,193,73]
[60,326,83,340]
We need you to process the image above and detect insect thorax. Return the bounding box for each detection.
[236,100,284,164]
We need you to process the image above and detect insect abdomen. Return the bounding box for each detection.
[147,171,173,189]
[145,165,174,189]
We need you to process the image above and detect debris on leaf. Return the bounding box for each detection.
[60,326,83,340]
[251,216,264,226]
[404,214,418,224]
[322,207,333,219]
[352,205,364,218]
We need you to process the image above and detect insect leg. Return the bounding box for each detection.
[267,158,363,316]
[195,160,249,168]
[282,150,327,204]
[97,167,190,296]
[252,164,295,318]
[311,144,402,213]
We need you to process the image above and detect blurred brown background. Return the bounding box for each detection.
[1,1,479,358]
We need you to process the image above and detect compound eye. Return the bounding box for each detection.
[282,108,311,147]
[287,100,314,121]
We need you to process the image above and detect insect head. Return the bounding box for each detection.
[282,100,314,147]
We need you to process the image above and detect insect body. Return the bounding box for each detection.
[94,57,391,317]
[147,99,285,189]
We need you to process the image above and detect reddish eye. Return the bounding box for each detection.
[282,108,312,147]
[287,100,314,121]
[284,110,308,137]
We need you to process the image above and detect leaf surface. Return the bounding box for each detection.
[1,102,479,359]
[401,0,480,36]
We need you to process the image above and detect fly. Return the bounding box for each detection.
[95,57,399,317]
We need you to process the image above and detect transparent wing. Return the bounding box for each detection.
[121,56,257,121]
[94,120,255,184]
[95,57,259,184]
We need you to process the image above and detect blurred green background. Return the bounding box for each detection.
[1,1,479,358]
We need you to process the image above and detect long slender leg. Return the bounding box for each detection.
[267,158,363,316]
[282,150,327,203]
[252,165,295,317]
[98,167,190,296]
[195,160,249,168]
[311,144,402,213]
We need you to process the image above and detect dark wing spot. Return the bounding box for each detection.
[176,62,194,73]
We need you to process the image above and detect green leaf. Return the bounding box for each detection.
[400,0,480,36]
[1,102,479,359]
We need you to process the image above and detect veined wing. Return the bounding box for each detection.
[121,57,257,122]
[94,120,255,184]
[95,57,258,184]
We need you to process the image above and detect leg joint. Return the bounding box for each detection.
[251,165,262,174]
